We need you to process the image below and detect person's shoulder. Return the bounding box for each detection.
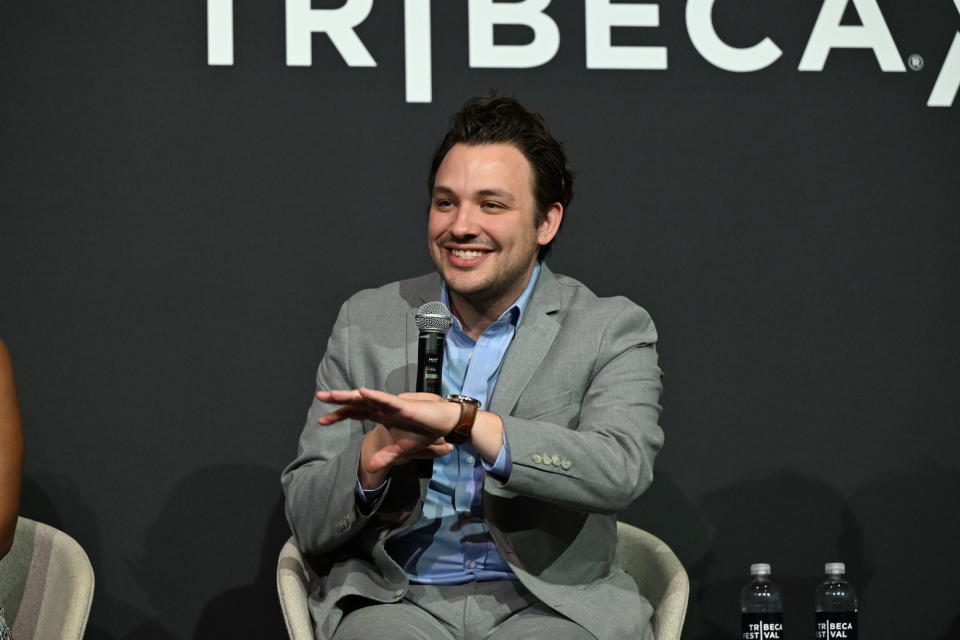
[547,269,656,338]
[549,271,649,316]
[0,339,14,389]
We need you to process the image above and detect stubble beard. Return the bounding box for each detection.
[440,251,537,315]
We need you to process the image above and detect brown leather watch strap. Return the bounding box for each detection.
[444,395,480,444]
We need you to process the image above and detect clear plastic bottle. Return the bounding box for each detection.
[815,562,858,639]
[740,563,785,639]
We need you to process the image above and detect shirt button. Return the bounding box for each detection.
[465,455,475,464]
[468,561,478,569]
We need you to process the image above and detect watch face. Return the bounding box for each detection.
[447,394,480,407]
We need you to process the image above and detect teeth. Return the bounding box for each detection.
[452,249,486,258]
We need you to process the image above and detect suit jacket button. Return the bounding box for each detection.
[393,589,406,599]
[532,454,542,464]
[551,455,561,467]
[541,453,551,465]
[561,458,572,470]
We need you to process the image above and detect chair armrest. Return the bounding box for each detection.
[277,537,314,640]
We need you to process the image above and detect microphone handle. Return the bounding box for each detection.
[415,330,445,479]
[416,331,445,395]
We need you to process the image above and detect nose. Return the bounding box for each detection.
[450,203,481,239]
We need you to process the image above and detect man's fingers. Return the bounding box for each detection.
[316,388,382,425]
[357,387,403,408]
[318,405,369,425]
[317,389,366,404]
[407,442,454,459]
[377,443,451,462]
[368,444,409,471]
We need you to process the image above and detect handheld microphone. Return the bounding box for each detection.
[415,301,452,395]
[413,301,452,478]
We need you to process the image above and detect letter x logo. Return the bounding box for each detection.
[929,0,960,106]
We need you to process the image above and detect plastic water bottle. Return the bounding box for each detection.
[740,563,785,639]
[815,562,858,639]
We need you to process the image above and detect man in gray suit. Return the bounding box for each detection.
[282,96,663,640]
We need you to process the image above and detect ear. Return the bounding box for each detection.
[536,203,563,247]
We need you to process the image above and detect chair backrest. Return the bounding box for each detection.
[0,517,95,640]
[616,522,689,640]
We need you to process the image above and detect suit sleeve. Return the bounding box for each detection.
[489,302,663,515]
[280,300,390,556]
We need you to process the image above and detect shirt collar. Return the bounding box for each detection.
[441,262,541,331]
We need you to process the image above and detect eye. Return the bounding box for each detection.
[434,198,455,209]
[481,201,505,211]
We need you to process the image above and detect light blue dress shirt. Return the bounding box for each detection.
[360,264,541,584]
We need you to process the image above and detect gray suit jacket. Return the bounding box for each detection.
[281,265,664,639]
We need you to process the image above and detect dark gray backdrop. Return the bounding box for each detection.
[2,1,958,638]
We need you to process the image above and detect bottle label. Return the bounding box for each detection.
[741,613,785,639]
[815,612,857,639]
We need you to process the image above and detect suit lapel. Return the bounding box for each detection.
[488,265,562,416]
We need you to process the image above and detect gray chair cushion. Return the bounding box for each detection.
[0,517,95,640]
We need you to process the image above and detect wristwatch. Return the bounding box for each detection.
[444,394,481,445]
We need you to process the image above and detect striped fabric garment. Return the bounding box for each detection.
[0,602,11,640]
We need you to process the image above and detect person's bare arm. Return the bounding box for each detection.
[0,339,24,558]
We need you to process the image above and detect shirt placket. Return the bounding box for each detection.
[454,329,480,573]
[458,320,512,575]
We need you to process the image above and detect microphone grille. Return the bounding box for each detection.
[416,301,452,333]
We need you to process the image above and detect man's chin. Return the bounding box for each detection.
[443,275,489,299]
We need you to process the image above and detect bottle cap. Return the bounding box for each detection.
[750,563,771,576]
[825,562,845,575]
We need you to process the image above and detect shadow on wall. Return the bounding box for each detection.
[127,464,290,639]
[684,472,867,640]
[846,460,960,640]
[621,471,713,571]
[620,472,717,640]
[20,474,156,639]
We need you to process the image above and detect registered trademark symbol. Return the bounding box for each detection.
[908,54,924,71]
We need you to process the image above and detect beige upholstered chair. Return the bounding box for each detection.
[277,538,315,640]
[616,522,689,640]
[278,522,688,640]
[0,517,95,640]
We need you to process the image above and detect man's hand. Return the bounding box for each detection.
[317,389,460,489]
[317,388,460,435]
[317,387,506,488]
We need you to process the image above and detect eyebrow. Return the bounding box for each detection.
[432,185,516,202]
[477,188,515,201]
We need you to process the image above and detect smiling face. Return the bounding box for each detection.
[428,143,562,317]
